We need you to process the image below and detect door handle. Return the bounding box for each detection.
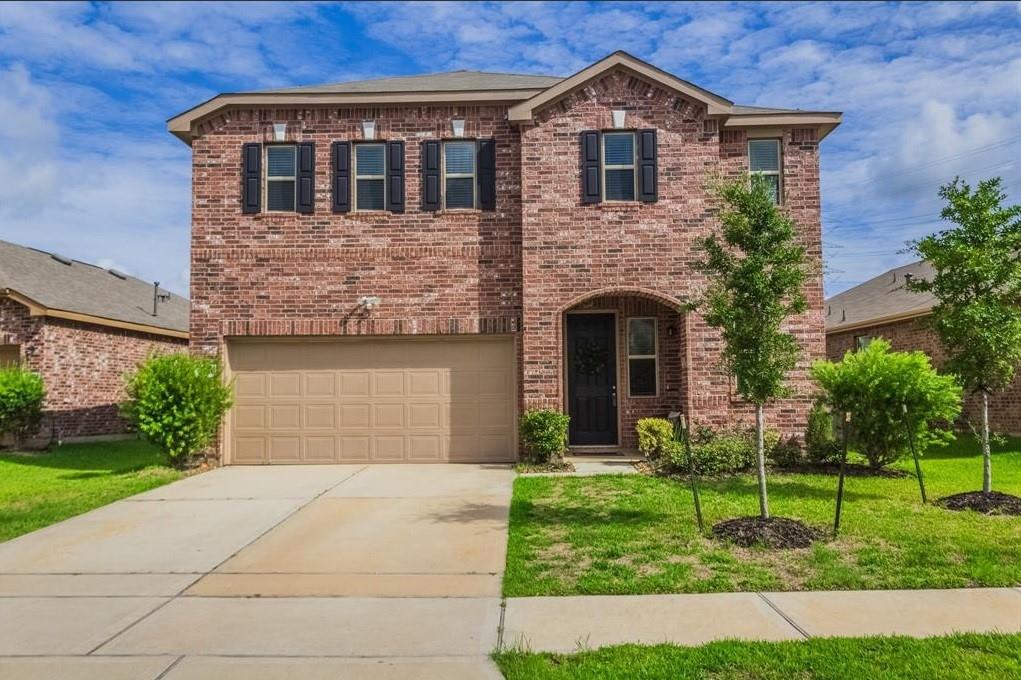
[611,385,617,407]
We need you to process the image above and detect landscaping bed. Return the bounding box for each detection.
[495,632,1021,680]
[0,439,182,542]
[504,435,1021,596]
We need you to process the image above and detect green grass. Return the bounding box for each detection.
[504,435,1021,596]
[494,633,1021,679]
[0,439,182,542]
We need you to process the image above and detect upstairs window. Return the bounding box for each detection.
[603,132,636,201]
[443,141,476,209]
[748,139,782,204]
[627,317,658,397]
[265,145,297,211]
[354,143,386,211]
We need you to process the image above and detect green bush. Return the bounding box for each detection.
[811,339,962,469]
[0,366,45,446]
[804,399,842,464]
[122,353,233,467]
[519,409,570,463]
[668,425,779,476]
[636,418,674,460]
[769,434,805,467]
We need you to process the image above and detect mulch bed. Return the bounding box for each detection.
[711,516,822,549]
[516,460,576,474]
[935,491,1021,516]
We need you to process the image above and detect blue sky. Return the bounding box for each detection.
[0,1,1018,296]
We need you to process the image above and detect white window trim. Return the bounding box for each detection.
[442,140,477,210]
[601,131,637,202]
[627,316,658,398]
[748,138,783,205]
[264,144,297,213]
[353,142,387,212]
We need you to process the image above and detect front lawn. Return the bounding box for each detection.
[0,439,182,542]
[504,435,1021,596]
[495,633,1021,680]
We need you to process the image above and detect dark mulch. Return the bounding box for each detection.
[778,463,909,478]
[711,516,822,549]
[516,460,576,474]
[935,491,1021,516]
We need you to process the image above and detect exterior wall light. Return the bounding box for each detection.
[272,122,287,141]
[612,110,626,129]
[358,296,381,309]
[451,119,466,138]
[362,120,376,140]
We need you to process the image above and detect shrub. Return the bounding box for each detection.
[769,435,805,467]
[811,339,962,469]
[0,366,45,446]
[122,353,233,467]
[519,409,570,464]
[804,399,842,464]
[636,418,674,460]
[667,425,779,476]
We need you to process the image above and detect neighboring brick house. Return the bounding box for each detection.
[0,240,189,441]
[826,260,1021,435]
[169,51,841,464]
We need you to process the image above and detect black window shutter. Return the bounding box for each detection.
[421,140,441,211]
[331,141,350,213]
[242,143,261,214]
[580,131,601,204]
[297,142,315,214]
[477,139,496,211]
[637,129,657,203]
[386,141,405,213]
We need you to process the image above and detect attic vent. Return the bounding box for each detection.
[50,253,72,266]
[108,268,127,280]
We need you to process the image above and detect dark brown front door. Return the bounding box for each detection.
[566,313,618,446]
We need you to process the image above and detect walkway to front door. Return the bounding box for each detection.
[566,312,618,446]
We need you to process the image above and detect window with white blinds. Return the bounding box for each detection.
[603,132,636,201]
[444,141,476,209]
[355,143,386,211]
[266,145,296,211]
[748,139,782,204]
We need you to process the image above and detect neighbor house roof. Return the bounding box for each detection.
[0,240,189,338]
[168,50,842,144]
[825,260,937,334]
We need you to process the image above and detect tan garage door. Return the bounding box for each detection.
[227,336,516,464]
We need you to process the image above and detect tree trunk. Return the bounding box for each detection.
[756,403,770,519]
[982,390,991,494]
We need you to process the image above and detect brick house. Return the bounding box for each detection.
[825,260,1021,435]
[0,240,189,441]
[169,51,841,464]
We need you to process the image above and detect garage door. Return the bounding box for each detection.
[227,336,516,464]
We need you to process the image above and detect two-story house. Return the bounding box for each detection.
[169,51,841,465]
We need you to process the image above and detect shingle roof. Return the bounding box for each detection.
[825,260,937,332]
[0,240,189,335]
[256,70,566,94]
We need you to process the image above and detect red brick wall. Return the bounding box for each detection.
[519,71,825,438]
[827,317,1021,435]
[0,297,186,440]
[189,105,523,356]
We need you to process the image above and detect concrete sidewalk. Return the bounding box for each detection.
[501,588,1021,653]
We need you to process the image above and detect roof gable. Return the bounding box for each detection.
[508,51,733,123]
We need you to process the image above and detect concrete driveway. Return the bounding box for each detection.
[0,463,513,679]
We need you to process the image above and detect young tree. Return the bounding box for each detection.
[696,175,809,519]
[908,177,1021,494]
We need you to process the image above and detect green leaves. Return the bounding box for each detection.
[696,174,809,405]
[0,366,45,444]
[908,177,1021,394]
[519,409,570,464]
[811,339,962,468]
[121,353,233,467]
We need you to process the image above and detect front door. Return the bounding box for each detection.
[566,313,618,446]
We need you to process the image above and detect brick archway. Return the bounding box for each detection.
[558,286,685,314]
